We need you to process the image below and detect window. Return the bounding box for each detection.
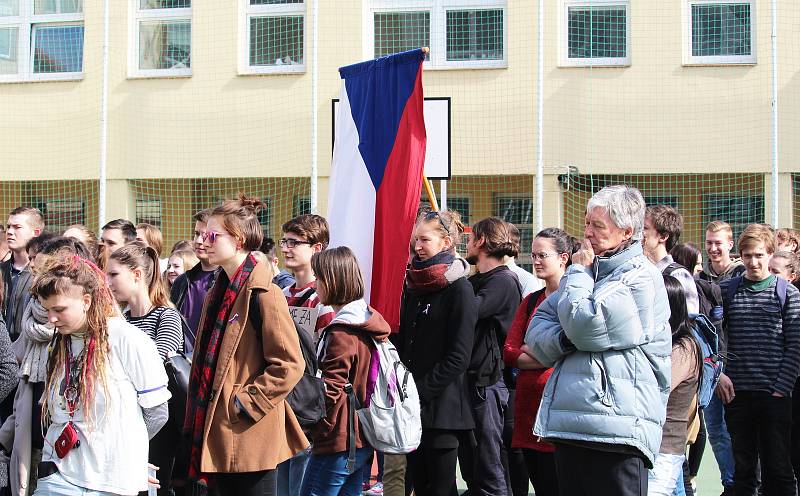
[494,194,533,270]
[34,199,85,233]
[703,193,763,245]
[257,197,273,235]
[130,0,191,77]
[447,196,470,255]
[367,1,507,69]
[684,0,755,65]
[293,196,311,218]
[560,0,629,67]
[240,0,304,75]
[136,196,162,228]
[0,0,84,82]
[644,195,679,210]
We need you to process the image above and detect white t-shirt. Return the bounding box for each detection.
[42,317,171,495]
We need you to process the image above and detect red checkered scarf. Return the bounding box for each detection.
[180,254,257,480]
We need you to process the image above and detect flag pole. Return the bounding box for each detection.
[418,47,439,211]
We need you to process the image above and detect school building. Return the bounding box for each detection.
[0,0,797,267]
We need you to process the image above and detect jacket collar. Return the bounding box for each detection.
[594,240,643,280]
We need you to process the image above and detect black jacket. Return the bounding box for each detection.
[468,265,522,387]
[1,259,33,341]
[169,263,220,318]
[398,277,477,431]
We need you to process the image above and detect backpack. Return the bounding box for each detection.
[663,262,724,326]
[249,288,326,429]
[689,314,723,409]
[327,331,421,472]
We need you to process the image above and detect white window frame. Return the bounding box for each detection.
[0,0,84,83]
[238,0,305,75]
[558,0,630,67]
[365,0,508,70]
[683,0,756,65]
[129,0,192,78]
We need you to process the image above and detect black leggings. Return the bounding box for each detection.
[521,449,559,496]
[215,469,277,496]
[407,430,469,496]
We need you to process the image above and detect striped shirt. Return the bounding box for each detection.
[283,281,334,342]
[722,275,800,396]
[124,306,184,360]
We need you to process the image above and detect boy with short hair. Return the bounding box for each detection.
[720,224,800,495]
[277,214,334,496]
[701,221,746,283]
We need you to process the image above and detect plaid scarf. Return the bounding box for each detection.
[180,254,257,480]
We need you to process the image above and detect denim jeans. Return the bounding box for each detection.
[648,453,684,496]
[705,394,735,487]
[33,472,118,496]
[672,469,686,496]
[276,447,311,496]
[726,392,797,496]
[300,447,373,496]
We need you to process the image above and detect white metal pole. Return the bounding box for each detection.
[310,0,319,213]
[99,0,110,227]
[536,0,544,234]
[771,0,779,227]
[440,179,447,210]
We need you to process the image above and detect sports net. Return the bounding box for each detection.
[0,0,792,272]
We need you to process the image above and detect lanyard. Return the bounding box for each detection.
[63,338,80,417]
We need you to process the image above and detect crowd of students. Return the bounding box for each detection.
[0,185,794,496]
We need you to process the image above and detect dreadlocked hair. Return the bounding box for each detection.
[32,254,116,430]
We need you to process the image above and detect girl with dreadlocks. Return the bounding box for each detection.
[176,195,305,496]
[31,254,170,496]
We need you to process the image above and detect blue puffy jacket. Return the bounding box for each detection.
[524,241,672,466]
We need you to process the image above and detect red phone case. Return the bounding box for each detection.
[55,422,79,458]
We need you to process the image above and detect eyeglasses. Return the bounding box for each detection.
[202,230,225,244]
[279,238,314,249]
[530,251,559,261]
[425,211,450,234]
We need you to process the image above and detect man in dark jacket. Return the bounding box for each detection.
[461,217,522,496]
[169,208,219,352]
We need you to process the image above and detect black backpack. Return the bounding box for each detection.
[663,262,724,331]
[249,288,326,429]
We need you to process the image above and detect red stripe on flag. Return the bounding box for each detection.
[370,66,426,331]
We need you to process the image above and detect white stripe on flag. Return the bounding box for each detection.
[327,84,378,301]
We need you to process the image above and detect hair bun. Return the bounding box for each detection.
[237,194,266,214]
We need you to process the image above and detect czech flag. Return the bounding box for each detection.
[328,49,427,330]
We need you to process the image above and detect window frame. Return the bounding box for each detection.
[238,0,306,76]
[365,0,508,70]
[128,0,192,79]
[558,0,630,68]
[683,0,756,66]
[492,193,534,270]
[0,0,84,83]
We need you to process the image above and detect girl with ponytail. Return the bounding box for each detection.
[176,195,306,496]
[107,241,184,494]
[31,254,169,495]
[107,241,183,359]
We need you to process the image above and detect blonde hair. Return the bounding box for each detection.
[167,249,200,289]
[32,255,116,429]
[738,223,776,254]
[706,220,734,241]
[415,208,465,254]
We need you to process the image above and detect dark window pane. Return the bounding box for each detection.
[568,6,626,59]
[446,9,503,61]
[691,3,751,57]
[250,15,304,66]
[374,11,430,59]
[33,25,84,73]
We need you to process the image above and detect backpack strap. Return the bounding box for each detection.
[776,276,789,318]
[344,382,357,474]
[525,288,546,318]
[662,262,684,277]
